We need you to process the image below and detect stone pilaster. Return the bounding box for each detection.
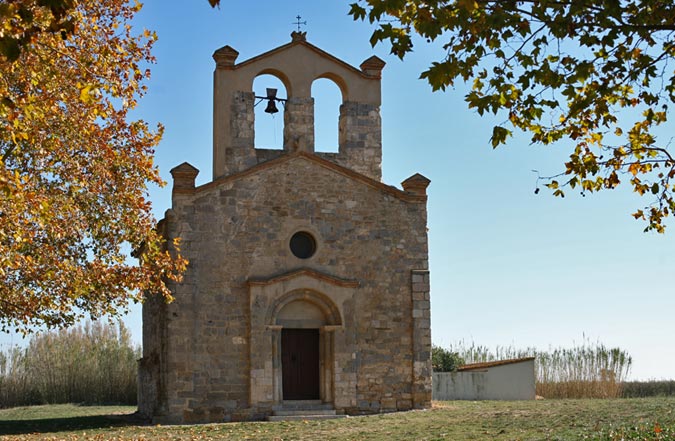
[411,269,432,409]
[338,101,382,181]
[284,97,314,152]
[249,324,279,406]
[225,91,257,174]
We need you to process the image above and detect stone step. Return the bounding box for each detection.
[267,414,346,422]
[278,400,333,410]
[267,401,345,422]
[274,409,337,416]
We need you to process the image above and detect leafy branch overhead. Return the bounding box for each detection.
[349,0,675,232]
[1,0,186,331]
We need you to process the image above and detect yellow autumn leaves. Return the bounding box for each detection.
[0,0,186,331]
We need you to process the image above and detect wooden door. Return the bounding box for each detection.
[281,329,320,400]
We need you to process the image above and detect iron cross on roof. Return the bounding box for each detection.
[292,15,307,32]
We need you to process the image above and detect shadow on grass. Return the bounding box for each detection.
[0,414,139,436]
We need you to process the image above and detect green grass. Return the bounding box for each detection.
[0,398,674,440]
[0,404,136,437]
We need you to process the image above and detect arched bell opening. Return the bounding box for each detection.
[312,76,344,153]
[252,72,289,150]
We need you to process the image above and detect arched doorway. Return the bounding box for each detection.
[281,329,320,400]
[248,270,355,407]
[277,300,324,400]
[269,289,342,403]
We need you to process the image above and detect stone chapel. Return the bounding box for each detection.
[138,31,432,423]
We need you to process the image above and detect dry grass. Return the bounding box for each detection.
[1,398,674,440]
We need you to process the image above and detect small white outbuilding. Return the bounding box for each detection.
[432,357,536,401]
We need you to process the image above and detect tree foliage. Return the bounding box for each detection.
[432,345,465,372]
[0,0,186,332]
[349,0,675,232]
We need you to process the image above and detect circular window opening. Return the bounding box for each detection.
[290,232,316,259]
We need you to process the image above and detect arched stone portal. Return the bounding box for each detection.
[247,270,354,407]
[270,290,341,402]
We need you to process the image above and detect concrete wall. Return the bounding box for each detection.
[432,359,536,401]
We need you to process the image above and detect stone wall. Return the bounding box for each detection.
[255,148,284,164]
[144,36,431,424]
[219,92,382,182]
[224,94,383,182]
[212,38,385,181]
[283,97,314,152]
[411,270,432,409]
[138,288,166,418]
[223,91,257,175]
[336,101,382,181]
[146,154,430,423]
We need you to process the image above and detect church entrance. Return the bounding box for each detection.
[281,328,320,400]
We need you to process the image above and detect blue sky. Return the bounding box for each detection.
[3,0,674,381]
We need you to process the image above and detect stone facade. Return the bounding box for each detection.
[138,33,432,423]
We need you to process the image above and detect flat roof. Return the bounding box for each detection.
[457,357,536,371]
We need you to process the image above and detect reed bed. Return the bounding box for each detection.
[1,328,659,407]
[621,380,675,397]
[0,321,139,408]
[444,339,633,399]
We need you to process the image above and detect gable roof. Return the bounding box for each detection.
[177,151,427,203]
[231,37,384,80]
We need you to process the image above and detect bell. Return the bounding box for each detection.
[266,88,278,99]
[264,99,279,114]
